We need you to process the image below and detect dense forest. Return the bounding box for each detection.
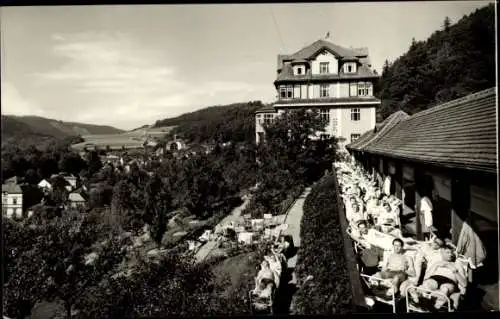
[377,4,495,120]
[153,101,265,143]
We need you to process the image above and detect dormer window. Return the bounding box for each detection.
[320,62,329,74]
[297,68,302,75]
[343,62,357,74]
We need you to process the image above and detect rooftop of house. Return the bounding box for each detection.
[275,39,377,83]
[69,192,86,202]
[347,88,497,174]
[278,39,371,69]
[276,63,378,83]
[255,104,277,113]
[4,176,19,184]
[349,110,409,150]
[2,183,22,194]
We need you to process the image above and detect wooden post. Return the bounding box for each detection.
[382,157,389,178]
[451,172,470,245]
[414,168,423,240]
[367,155,373,179]
[394,162,403,231]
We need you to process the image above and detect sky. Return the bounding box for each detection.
[0,2,493,130]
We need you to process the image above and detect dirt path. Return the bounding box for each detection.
[195,195,251,263]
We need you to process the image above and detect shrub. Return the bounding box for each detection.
[293,174,352,315]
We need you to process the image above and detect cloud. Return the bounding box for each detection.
[28,31,263,129]
[1,81,45,117]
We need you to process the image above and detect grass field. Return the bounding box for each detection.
[71,125,176,150]
[211,252,258,299]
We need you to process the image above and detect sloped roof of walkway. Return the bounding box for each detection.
[347,88,497,174]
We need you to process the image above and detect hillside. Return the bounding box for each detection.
[153,101,265,143]
[1,115,125,141]
[377,3,495,120]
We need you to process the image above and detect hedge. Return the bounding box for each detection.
[293,174,353,314]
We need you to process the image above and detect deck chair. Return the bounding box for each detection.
[404,255,469,312]
[360,273,397,313]
[249,254,284,315]
[249,285,275,315]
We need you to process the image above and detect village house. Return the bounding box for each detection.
[37,179,53,194]
[61,173,77,189]
[68,192,86,209]
[100,154,122,167]
[256,38,380,149]
[2,178,23,219]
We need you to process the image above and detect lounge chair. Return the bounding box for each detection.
[404,255,469,312]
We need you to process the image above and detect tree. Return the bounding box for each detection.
[86,150,102,177]
[3,211,126,319]
[110,180,143,233]
[378,4,494,120]
[144,174,173,246]
[443,16,451,31]
[247,109,337,217]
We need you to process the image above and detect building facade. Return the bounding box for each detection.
[2,182,23,219]
[256,39,380,149]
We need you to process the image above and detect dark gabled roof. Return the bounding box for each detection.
[351,88,497,174]
[290,59,309,65]
[341,56,359,62]
[69,192,85,202]
[5,176,19,184]
[348,129,375,150]
[288,39,367,62]
[273,96,380,107]
[2,183,22,194]
[276,63,378,83]
[277,39,375,75]
[255,104,277,113]
[347,110,409,151]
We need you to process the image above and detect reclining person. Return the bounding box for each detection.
[352,220,384,275]
[344,196,357,217]
[347,202,368,226]
[400,237,445,296]
[414,237,445,282]
[272,237,289,256]
[351,220,376,247]
[365,193,383,224]
[373,238,416,297]
[376,202,400,236]
[252,260,276,298]
[409,245,467,309]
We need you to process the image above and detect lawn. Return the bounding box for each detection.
[211,251,258,298]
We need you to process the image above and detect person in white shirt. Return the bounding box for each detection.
[374,238,416,296]
[351,220,376,248]
[410,245,467,309]
[419,195,435,239]
[377,202,399,227]
[383,175,392,196]
[365,196,383,225]
[414,237,445,283]
[347,202,368,225]
[345,195,357,216]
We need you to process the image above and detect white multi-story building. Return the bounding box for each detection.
[256,39,381,149]
[2,180,23,219]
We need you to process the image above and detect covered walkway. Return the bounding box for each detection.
[345,88,498,312]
